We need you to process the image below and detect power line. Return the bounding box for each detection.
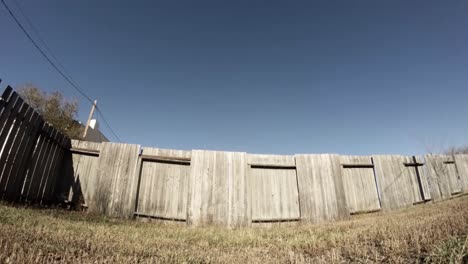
[1,0,122,142]
[96,108,122,142]
[10,0,78,88]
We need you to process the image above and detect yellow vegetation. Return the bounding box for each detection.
[0,196,467,263]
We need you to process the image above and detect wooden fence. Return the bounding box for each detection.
[1,85,468,228]
[0,86,70,203]
[60,140,468,228]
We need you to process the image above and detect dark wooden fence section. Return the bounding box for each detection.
[0,86,70,203]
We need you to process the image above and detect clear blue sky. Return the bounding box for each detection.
[1,0,467,155]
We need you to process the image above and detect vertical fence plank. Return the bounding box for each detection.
[0,86,69,204]
[23,123,50,201]
[0,101,29,195]
[39,130,61,202]
[91,142,140,218]
[3,112,40,201]
[0,106,34,200]
[295,154,349,223]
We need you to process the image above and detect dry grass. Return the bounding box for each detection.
[0,196,467,263]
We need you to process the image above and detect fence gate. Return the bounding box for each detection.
[248,154,300,223]
[135,148,191,221]
[341,156,381,214]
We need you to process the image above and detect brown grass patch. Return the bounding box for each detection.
[0,196,467,263]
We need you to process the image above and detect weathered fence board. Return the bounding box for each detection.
[57,140,102,206]
[424,155,461,201]
[340,156,380,214]
[373,155,427,209]
[3,112,41,200]
[0,102,31,197]
[295,154,348,223]
[188,150,249,227]
[88,142,140,218]
[247,154,295,167]
[247,154,299,223]
[135,147,191,221]
[0,86,69,203]
[454,154,468,192]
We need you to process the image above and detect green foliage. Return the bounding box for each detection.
[18,85,83,139]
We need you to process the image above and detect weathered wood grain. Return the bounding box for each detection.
[0,102,31,198]
[57,140,102,206]
[424,154,461,201]
[373,155,426,209]
[454,154,468,193]
[340,156,380,214]
[295,154,349,223]
[247,154,300,223]
[92,142,140,218]
[3,112,41,201]
[247,153,295,167]
[188,150,249,227]
[414,155,432,201]
[136,147,191,221]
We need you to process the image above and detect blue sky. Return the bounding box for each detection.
[1,0,467,155]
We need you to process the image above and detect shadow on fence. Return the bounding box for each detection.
[0,85,76,205]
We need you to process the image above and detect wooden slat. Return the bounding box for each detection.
[136,147,191,221]
[340,155,380,214]
[249,166,300,222]
[16,117,44,200]
[140,154,190,164]
[342,164,374,168]
[247,154,299,223]
[70,147,100,156]
[59,140,101,206]
[188,150,250,227]
[0,86,13,119]
[3,112,41,201]
[372,155,424,210]
[0,86,14,121]
[414,155,432,201]
[0,93,22,148]
[0,106,35,200]
[295,154,349,223]
[249,164,296,169]
[40,130,62,202]
[247,153,295,167]
[34,127,57,201]
[48,141,66,201]
[0,86,71,204]
[0,102,30,194]
[90,142,140,218]
[454,154,468,193]
[424,154,461,201]
[23,123,50,200]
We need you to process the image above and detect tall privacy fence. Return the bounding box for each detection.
[60,141,468,228]
[1,85,468,228]
[0,86,70,203]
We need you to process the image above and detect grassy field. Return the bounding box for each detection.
[0,196,467,263]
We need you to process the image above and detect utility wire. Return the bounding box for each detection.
[96,108,122,142]
[1,0,122,142]
[11,0,78,88]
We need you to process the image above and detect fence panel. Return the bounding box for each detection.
[340,156,380,214]
[0,86,70,202]
[135,147,191,221]
[248,154,300,223]
[295,154,348,223]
